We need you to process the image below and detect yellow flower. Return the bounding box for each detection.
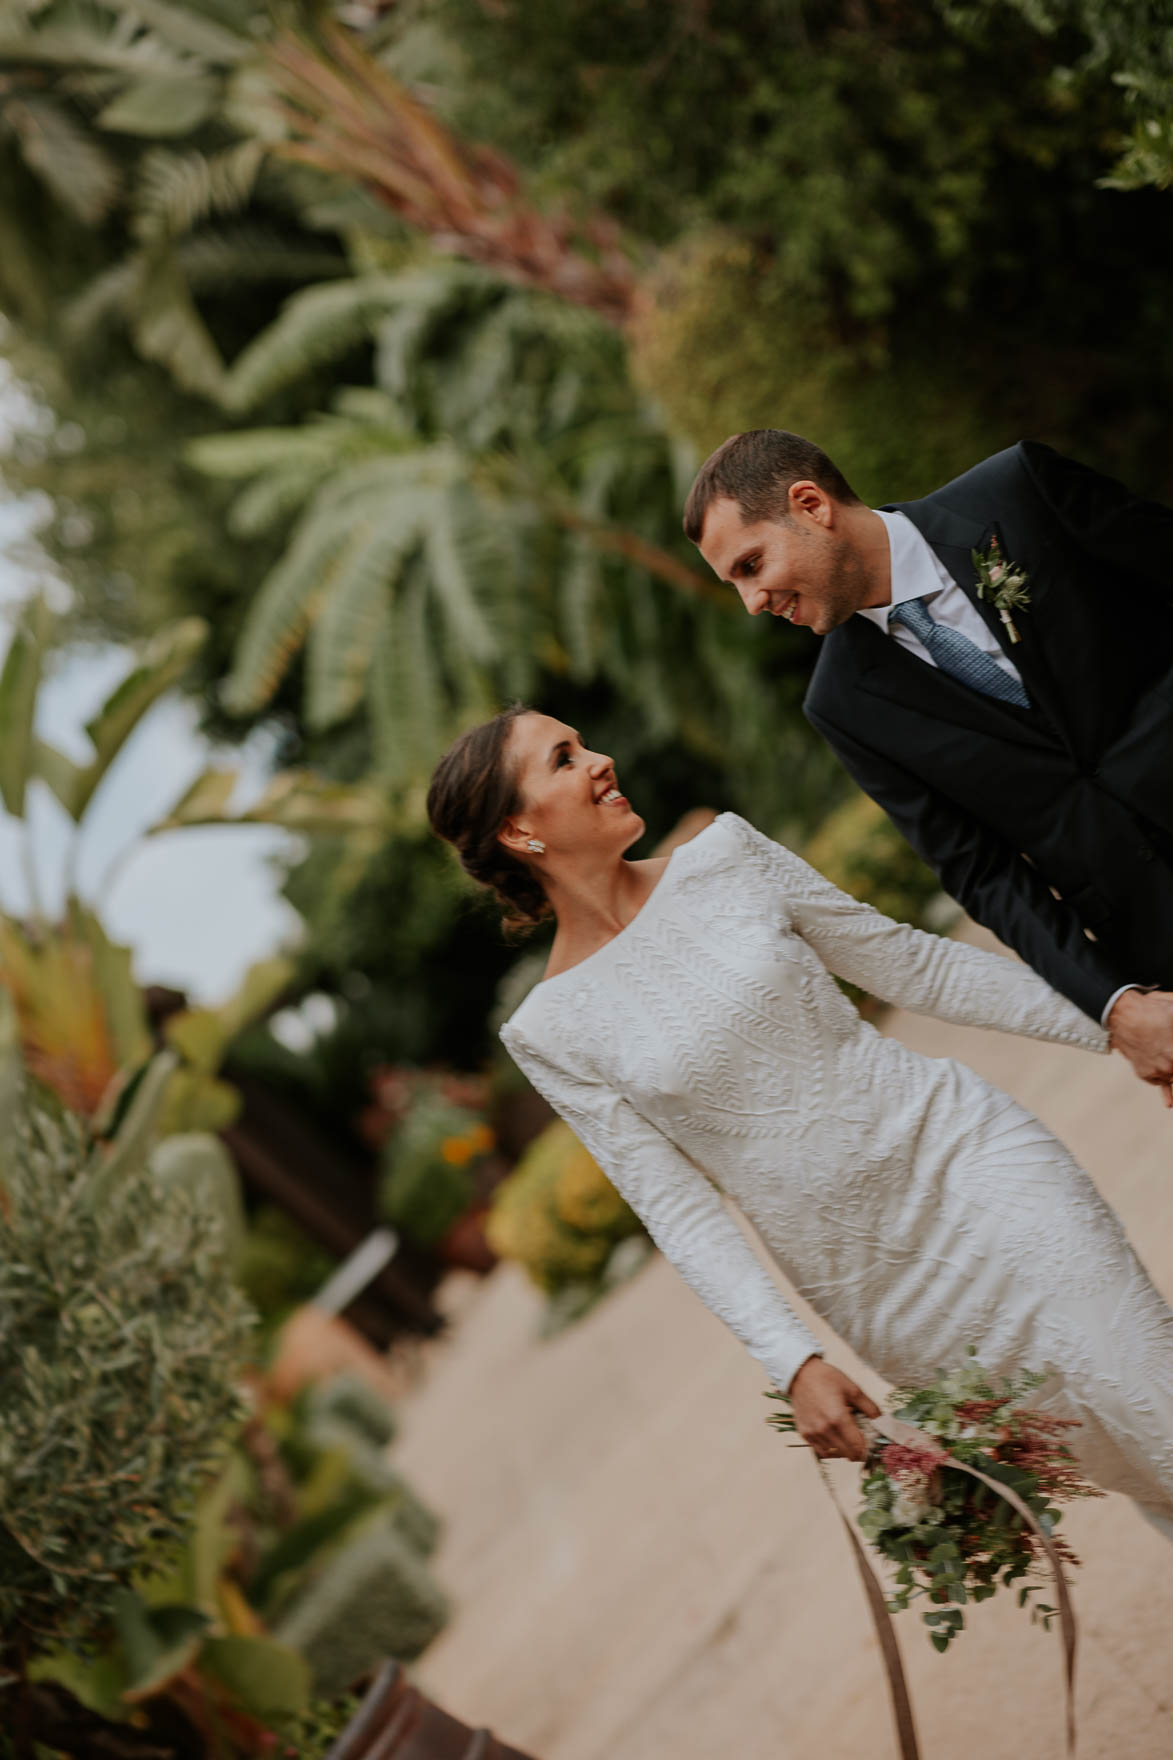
[440,1135,475,1167]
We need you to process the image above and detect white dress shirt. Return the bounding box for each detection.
[859,507,1129,1026]
[857,508,1025,686]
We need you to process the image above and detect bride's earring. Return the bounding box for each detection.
[526,838,546,855]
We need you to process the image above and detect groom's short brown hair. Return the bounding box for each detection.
[683,429,861,544]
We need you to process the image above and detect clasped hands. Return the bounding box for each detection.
[1106,988,1173,1108]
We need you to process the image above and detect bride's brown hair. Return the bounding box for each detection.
[427,706,552,938]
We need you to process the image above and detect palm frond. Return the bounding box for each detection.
[0,196,51,314]
[95,0,249,66]
[420,483,497,666]
[130,251,224,397]
[95,68,219,136]
[222,260,491,413]
[558,535,604,682]
[176,224,345,294]
[368,572,442,783]
[132,138,264,241]
[0,91,121,222]
[0,19,194,80]
[306,527,404,729]
[263,21,639,325]
[221,496,349,713]
[187,419,358,480]
[222,271,404,411]
[64,252,146,337]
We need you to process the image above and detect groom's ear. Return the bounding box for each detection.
[788,479,833,526]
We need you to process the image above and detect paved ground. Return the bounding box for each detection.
[391,922,1173,1759]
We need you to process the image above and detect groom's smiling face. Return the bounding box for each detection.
[698,485,880,635]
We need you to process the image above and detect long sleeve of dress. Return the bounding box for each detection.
[499,1022,825,1393]
[734,816,1109,1052]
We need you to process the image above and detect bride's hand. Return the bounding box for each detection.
[788,1357,881,1461]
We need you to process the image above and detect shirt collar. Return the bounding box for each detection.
[856,508,957,632]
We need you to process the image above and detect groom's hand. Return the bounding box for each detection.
[1107,989,1173,1106]
[788,1357,881,1461]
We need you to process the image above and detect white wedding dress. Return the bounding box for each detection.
[500,813,1173,1531]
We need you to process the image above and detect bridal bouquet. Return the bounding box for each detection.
[767,1357,1104,1652]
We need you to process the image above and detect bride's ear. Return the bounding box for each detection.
[498,816,530,858]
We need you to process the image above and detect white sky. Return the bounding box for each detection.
[0,373,305,1006]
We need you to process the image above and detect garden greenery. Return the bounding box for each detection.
[0,1082,253,1664]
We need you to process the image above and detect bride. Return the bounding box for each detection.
[427,706,1173,1534]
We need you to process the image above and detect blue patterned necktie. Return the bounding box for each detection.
[889,594,1030,709]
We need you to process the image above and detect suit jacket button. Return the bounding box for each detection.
[1139,845,1155,863]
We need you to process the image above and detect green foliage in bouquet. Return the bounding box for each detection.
[768,1356,1103,1652]
[0,1082,253,1666]
[487,1120,649,1314]
[378,1087,494,1249]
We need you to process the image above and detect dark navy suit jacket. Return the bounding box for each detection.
[804,441,1173,1021]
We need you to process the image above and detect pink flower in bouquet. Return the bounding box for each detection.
[882,1440,948,1481]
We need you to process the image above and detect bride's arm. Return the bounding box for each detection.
[735,817,1108,1051]
[500,1024,825,1395]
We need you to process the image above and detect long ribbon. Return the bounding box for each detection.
[816,1411,1078,1758]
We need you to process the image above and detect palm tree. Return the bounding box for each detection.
[0,592,391,1115]
[0,0,344,396]
[186,254,736,785]
[263,19,640,326]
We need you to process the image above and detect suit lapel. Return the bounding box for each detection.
[888,497,1068,739]
[834,612,1057,750]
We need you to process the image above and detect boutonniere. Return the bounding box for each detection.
[972,533,1030,644]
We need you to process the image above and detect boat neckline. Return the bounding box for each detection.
[522,813,728,995]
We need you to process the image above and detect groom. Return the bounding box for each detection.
[684,429,1173,1101]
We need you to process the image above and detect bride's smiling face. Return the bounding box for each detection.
[500,712,644,864]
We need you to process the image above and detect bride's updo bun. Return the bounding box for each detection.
[427,705,552,938]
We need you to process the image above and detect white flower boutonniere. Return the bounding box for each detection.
[972,533,1030,644]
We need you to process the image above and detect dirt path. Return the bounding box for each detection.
[392,923,1173,1759]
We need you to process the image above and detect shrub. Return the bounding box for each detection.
[487,1121,645,1296]
[628,230,1008,505]
[273,1517,449,1697]
[802,788,943,927]
[378,1089,493,1248]
[0,1085,253,1665]
[238,1205,337,1325]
